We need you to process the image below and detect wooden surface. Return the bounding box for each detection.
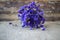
[0,21,60,40]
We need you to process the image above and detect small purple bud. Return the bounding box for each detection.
[41,27,46,31]
[9,22,12,25]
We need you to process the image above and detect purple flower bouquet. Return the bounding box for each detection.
[18,2,45,30]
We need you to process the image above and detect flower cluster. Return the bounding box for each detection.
[18,2,45,30]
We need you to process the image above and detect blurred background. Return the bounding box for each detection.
[0,0,60,21]
[0,0,60,40]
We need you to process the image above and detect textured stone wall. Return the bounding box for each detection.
[0,1,60,21]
